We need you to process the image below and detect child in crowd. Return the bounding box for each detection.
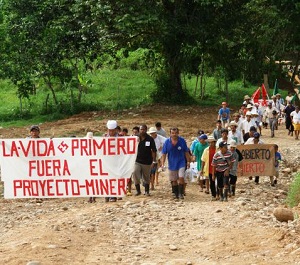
[270,144,281,186]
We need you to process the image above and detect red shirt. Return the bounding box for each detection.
[208,146,216,174]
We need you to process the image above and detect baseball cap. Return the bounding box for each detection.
[253,132,260,138]
[106,120,117,130]
[249,126,257,132]
[86,132,93,139]
[219,141,227,148]
[199,134,208,140]
[30,125,40,132]
[147,127,157,134]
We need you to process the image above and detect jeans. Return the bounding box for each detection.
[269,118,277,136]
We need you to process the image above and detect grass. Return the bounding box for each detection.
[286,172,300,208]
[0,68,288,128]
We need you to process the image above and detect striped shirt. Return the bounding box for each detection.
[211,150,235,172]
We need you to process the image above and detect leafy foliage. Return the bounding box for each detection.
[0,0,299,110]
[286,173,300,207]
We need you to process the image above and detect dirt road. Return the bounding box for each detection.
[0,105,300,265]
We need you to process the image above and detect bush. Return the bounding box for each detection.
[286,173,300,207]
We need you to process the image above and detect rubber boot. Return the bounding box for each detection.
[144,184,150,196]
[231,185,236,196]
[178,184,184,199]
[224,188,228,202]
[173,185,179,199]
[135,184,141,196]
[171,185,175,197]
[219,188,224,201]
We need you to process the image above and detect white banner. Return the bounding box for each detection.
[0,137,138,199]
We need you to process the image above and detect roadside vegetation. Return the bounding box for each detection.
[286,173,300,208]
[0,0,298,128]
[0,63,261,127]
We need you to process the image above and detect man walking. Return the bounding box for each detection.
[161,127,191,199]
[133,124,157,196]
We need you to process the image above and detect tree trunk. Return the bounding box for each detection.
[162,41,184,99]
[44,76,58,106]
[199,60,205,99]
[224,78,229,103]
[194,75,199,96]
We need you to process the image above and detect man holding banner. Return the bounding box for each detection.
[133,124,157,196]
[238,138,276,186]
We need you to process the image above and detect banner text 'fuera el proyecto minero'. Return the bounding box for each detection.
[236,144,276,177]
[0,137,138,199]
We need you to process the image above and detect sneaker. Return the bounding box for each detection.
[223,197,228,202]
[144,192,151,196]
[135,192,141,196]
[109,198,117,202]
[211,197,217,201]
[179,194,184,200]
[219,197,224,202]
[126,191,132,196]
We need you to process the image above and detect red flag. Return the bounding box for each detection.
[261,84,269,99]
[261,84,269,106]
[251,87,261,103]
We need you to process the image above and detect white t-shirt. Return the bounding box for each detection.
[244,138,264,145]
[286,96,293,104]
[228,130,244,144]
[153,134,166,159]
[290,110,300,124]
[241,119,256,134]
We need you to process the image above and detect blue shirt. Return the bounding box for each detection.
[275,151,281,168]
[162,136,189,171]
[190,138,199,153]
[219,107,230,121]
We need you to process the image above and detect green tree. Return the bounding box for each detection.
[1,0,110,112]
